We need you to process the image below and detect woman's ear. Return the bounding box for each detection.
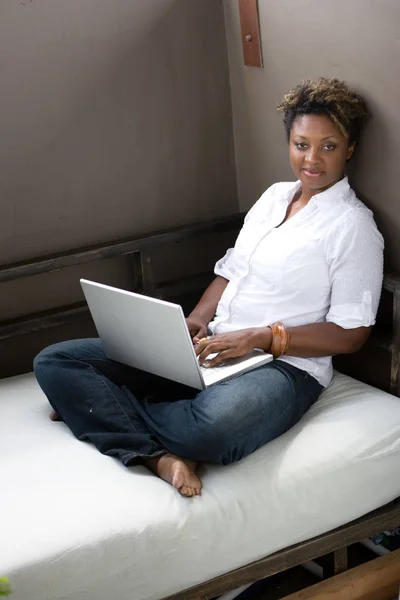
[346,143,355,161]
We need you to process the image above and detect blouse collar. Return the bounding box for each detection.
[285,176,351,207]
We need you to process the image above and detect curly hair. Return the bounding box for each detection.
[277,77,370,145]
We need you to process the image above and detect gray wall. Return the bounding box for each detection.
[223,0,400,271]
[1,0,237,265]
[0,0,237,376]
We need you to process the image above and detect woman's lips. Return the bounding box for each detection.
[303,169,323,178]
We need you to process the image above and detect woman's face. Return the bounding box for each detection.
[289,114,354,194]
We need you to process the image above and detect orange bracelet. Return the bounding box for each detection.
[269,322,290,359]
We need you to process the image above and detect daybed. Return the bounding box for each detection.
[1,216,399,600]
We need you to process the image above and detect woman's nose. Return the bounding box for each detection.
[305,147,321,164]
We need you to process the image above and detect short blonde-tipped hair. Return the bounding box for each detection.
[277,77,370,145]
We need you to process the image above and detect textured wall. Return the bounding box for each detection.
[0,0,237,265]
[223,0,400,271]
[0,0,238,375]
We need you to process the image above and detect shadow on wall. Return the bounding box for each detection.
[347,97,397,272]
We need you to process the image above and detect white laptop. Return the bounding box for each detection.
[80,279,273,390]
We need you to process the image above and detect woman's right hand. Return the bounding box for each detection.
[186,315,208,345]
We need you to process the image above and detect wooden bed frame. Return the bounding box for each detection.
[1,213,399,600]
[284,548,400,600]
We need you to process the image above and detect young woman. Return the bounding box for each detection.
[34,78,384,497]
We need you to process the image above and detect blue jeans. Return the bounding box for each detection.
[33,338,322,466]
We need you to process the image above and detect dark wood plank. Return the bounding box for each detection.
[392,287,400,396]
[0,303,91,341]
[0,272,215,340]
[134,251,156,296]
[163,500,400,600]
[157,272,214,300]
[333,547,348,576]
[383,273,400,294]
[0,213,245,283]
[323,547,348,578]
[371,332,394,353]
[238,0,263,67]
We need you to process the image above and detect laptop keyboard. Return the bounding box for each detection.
[198,350,272,386]
[199,363,227,375]
[198,352,227,375]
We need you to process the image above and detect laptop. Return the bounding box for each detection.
[80,279,273,390]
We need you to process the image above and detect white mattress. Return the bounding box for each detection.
[1,371,400,600]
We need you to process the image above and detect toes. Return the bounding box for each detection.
[163,458,202,497]
[179,485,197,497]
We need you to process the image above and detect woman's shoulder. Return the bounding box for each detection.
[324,182,376,225]
[245,181,298,222]
[326,187,383,248]
[267,180,300,197]
[253,180,298,204]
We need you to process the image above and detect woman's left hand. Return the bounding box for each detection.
[195,327,271,367]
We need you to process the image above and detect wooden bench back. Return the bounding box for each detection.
[0,213,399,395]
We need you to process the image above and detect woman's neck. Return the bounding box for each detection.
[297,175,343,205]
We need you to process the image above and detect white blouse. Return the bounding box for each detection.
[209,177,384,386]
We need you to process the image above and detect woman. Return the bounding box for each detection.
[34,78,384,497]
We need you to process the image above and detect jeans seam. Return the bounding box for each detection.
[123,448,167,464]
[57,351,137,432]
[87,363,137,431]
[76,357,119,366]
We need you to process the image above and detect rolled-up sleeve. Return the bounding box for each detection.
[214,247,236,280]
[325,210,384,329]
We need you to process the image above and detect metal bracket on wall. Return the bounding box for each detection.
[238,0,263,67]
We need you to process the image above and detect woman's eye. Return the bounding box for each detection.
[324,144,336,151]
[295,142,307,149]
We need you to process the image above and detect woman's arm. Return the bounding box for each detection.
[189,276,229,324]
[186,276,229,341]
[252,322,371,356]
[196,322,371,366]
[282,322,371,356]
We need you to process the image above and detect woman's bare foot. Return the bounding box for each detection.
[144,453,202,497]
[49,410,62,421]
